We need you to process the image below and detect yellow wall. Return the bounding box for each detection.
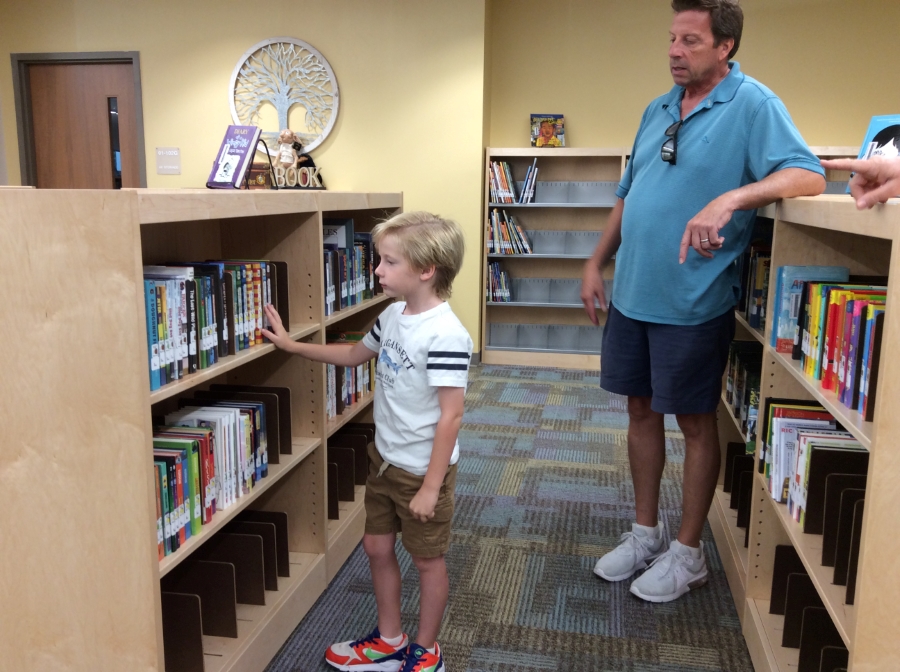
[488,0,900,148]
[3,0,899,347]
[0,0,488,342]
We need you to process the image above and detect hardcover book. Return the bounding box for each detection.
[848,114,900,196]
[207,125,263,189]
[531,114,565,148]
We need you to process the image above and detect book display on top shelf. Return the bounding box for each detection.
[531,113,565,147]
[707,194,900,672]
[207,125,263,189]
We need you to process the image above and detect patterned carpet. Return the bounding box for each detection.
[265,365,753,672]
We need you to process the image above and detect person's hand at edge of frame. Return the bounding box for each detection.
[580,262,608,325]
[678,194,732,264]
[821,157,900,210]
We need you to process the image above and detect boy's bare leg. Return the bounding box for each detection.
[627,396,666,527]
[363,532,403,638]
[411,554,449,649]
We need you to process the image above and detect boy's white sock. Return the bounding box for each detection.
[381,633,406,647]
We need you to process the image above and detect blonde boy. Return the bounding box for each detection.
[262,211,472,672]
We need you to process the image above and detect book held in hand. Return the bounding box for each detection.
[207,125,263,189]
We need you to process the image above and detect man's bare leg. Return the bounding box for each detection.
[675,411,720,547]
[627,395,667,527]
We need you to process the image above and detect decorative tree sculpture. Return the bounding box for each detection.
[230,37,339,154]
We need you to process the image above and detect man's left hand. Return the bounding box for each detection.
[678,194,735,263]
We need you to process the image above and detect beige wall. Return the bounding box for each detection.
[488,0,900,148]
[0,0,488,342]
[2,0,898,346]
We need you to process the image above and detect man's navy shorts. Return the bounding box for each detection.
[600,303,735,415]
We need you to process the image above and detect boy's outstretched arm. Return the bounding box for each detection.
[409,386,465,523]
[261,303,376,367]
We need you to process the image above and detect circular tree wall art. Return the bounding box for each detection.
[229,37,340,154]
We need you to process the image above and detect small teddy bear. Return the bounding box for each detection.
[277,129,298,170]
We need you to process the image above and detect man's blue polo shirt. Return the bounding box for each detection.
[613,62,823,325]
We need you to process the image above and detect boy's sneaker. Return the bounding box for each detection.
[593,522,666,581]
[400,641,445,672]
[629,539,708,603]
[324,628,409,671]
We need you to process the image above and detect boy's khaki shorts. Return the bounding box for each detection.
[364,441,457,558]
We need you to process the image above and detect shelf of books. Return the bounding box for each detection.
[709,194,900,672]
[482,148,627,369]
[2,187,401,672]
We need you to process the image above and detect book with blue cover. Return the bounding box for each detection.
[770,265,849,353]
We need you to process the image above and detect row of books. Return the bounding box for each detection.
[488,159,538,204]
[734,432,864,652]
[737,241,771,330]
[325,330,376,419]
[487,208,532,254]
[143,260,289,391]
[152,385,285,559]
[323,218,380,317]
[724,340,763,449]
[759,398,866,521]
[486,261,511,302]
[770,267,887,420]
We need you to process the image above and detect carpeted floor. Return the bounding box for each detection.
[265,365,753,671]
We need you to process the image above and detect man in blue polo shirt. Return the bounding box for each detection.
[580,0,824,603]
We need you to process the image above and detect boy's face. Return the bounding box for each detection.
[375,234,429,298]
[540,122,554,139]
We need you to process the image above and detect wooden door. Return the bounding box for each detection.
[28,62,141,189]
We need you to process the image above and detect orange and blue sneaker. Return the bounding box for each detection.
[324,628,409,671]
[399,642,445,672]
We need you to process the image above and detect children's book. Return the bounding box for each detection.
[770,265,849,352]
[207,125,263,189]
[848,114,900,196]
[531,114,565,148]
[856,114,900,161]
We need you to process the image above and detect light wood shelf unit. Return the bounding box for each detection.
[481,147,627,369]
[1,188,401,672]
[709,194,900,671]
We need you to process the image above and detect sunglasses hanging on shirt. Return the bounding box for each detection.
[661,119,683,165]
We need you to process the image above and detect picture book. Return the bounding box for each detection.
[856,114,900,161]
[207,125,263,189]
[849,114,900,196]
[531,114,565,148]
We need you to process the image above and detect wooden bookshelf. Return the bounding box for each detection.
[481,148,625,369]
[1,188,401,671]
[710,194,900,671]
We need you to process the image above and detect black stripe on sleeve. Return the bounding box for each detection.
[428,351,470,359]
[369,318,381,343]
[427,363,469,371]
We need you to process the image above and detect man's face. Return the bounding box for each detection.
[668,10,732,88]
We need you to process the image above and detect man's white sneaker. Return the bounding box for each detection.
[629,539,708,602]
[593,522,666,581]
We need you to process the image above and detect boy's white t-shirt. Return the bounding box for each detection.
[362,301,472,476]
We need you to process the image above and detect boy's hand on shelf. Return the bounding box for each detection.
[261,303,291,349]
[409,485,439,523]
